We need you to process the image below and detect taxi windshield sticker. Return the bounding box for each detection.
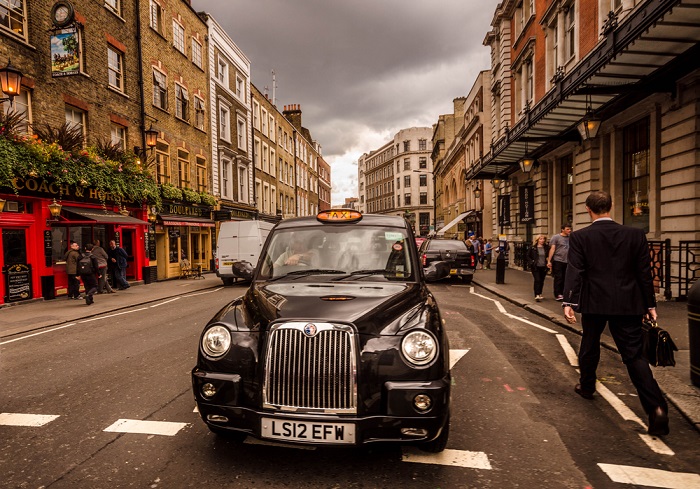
[392,243,403,251]
[385,232,403,241]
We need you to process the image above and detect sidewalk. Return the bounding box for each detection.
[0,275,219,339]
[472,266,700,432]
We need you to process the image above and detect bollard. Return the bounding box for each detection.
[689,279,700,387]
[495,252,506,284]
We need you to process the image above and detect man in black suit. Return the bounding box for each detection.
[562,190,668,436]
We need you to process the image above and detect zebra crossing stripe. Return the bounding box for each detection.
[402,447,492,469]
[598,463,700,488]
[103,419,188,436]
[0,413,60,427]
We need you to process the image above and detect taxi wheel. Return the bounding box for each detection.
[208,425,248,443]
[419,412,450,453]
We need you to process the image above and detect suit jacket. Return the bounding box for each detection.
[563,219,656,315]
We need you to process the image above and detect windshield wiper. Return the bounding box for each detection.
[333,269,394,281]
[270,269,346,281]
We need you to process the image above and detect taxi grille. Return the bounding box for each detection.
[263,324,357,414]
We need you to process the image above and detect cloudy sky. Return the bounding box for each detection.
[193,0,501,206]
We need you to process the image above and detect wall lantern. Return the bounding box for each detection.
[0,59,23,106]
[491,176,503,188]
[148,207,158,223]
[519,157,537,173]
[145,124,158,148]
[48,199,62,220]
[0,197,6,214]
[577,94,602,141]
[473,184,481,199]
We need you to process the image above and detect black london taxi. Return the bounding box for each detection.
[192,210,451,452]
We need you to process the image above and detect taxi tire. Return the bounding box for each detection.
[419,412,450,453]
[208,425,248,443]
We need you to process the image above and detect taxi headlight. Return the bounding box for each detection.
[202,325,231,358]
[401,330,437,366]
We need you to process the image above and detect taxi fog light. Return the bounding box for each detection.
[207,414,229,423]
[413,394,432,412]
[401,427,428,438]
[201,383,217,398]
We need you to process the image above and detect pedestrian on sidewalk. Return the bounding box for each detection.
[547,223,572,300]
[483,239,493,269]
[108,240,130,290]
[562,190,668,436]
[78,243,99,305]
[92,239,115,294]
[527,235,550,301]
[64,241,82,299]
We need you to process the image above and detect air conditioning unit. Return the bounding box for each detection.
[5,201,19,212]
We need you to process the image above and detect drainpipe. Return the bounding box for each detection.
[134,0,147,157]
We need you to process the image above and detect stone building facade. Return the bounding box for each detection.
[251,83,281,221]
[282,104,320,218]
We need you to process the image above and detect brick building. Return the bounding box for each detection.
[282,104,320,217]
[318,156,331,210]
[251,83,282,221]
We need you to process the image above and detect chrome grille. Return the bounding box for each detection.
[263,322,357,414]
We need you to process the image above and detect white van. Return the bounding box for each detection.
[215,220,275,285]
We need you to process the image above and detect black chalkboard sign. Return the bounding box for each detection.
[3,263,32,303]
[44,230,52,256]
[148,232,157,260]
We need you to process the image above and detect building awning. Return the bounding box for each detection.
[62,206,148,225]
[436,211,474,236]
[159,214,215,228]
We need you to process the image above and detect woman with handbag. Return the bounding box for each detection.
[527,235,550,302]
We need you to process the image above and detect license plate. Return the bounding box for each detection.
[261,418,355,444]
[222,261,234,266]
[449,269,457,275]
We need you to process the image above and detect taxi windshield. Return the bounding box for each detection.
[258,226,414,281]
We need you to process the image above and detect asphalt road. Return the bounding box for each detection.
[1,282,699,488]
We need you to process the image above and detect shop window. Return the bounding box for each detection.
[623,117,650,232]
[169,233,179,263]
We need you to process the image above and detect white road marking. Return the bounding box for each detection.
[598,464,700,488]
[402,447,492,469]
[449,349,470,369]
[638,434,675,456]
[150,297,180,308]
[103,419,188,436]
[556,334,579,367]
[0,323,76,345]
[183,288,224,297]
[79,308,148,323]
[504,313,557,333]
[0,413,60,427]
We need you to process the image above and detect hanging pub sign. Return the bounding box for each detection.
[498,195,511,226]
[51,26,81,77]
[519,185,535,223]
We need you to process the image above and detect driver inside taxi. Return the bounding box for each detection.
[274,233,321,267]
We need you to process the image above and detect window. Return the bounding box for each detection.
[194,96,205,130]
[525,59,533,107]
[196,156,206,193]
[221,158,231,198]
[239,166,248,202]
[105,0,121,16]
[155,141,170,184]
[404,158,410,170]
[262,143,268,173]
[419,139,427,151]
[191,39,202,68]
[253,101,260,129]
[254,138,261,168]
[419,174,427,187]
[217,58,228,85]
[403,141,410,152]
[269,115,275,140]
[110,124,126,150]
[270,149,276,176]
[175,84,189,121]
[1,0,27,39]
[219,104,230,141]
[396,177,400,189]
[149,0,163,34]
[178,149,190,187]
[152,70,167,110]
[559,154,573,226]
[107,47,123,91]
[565,5,576,61]
[419,157,427,169]
[235,76,244,99]
[261,109,268,135]
[420,192,428,205]
[404,175,411,188]
[237,117,246,150]
[65,106,85,142]
[623,117,650,232]
[1,90,30,134]
[172,21,185,54]
[404,193,411,206]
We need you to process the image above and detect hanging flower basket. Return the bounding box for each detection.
[182,187,201,204]
[200,192,216,206]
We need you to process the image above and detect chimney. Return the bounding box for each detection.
[283,104,302,130]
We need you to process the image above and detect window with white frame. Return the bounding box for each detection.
[152,69,167,110]
[238,166,248,202]
[1,0,27,40]
[110,123,126,150]
[172,21,185,54]
[235,76,244,99]
[565,4,576,61]
[175,84,189,121]
[107,46,124,91]
[2,90,31,134]
[149,0,163,34]
[262,143,268,173]
[237,117,246,150]
[65,106,86,141]
[525,58,534,107]
[270,149,276,177]
[269,115,275,140]
[191,38,202,68]
[219,104,230,141]
[261,109,268,135]
[105,0,121,16]
[194,96,204,130]
[217,57,228,85]
[178,149,190,187]
[254,138,261,168]
[253,100,260,129]
[196,156,206,193]
[221,158,231,198]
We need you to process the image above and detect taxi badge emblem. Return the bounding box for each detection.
[303,323,318,337]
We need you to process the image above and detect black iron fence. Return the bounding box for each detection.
[512,239,700,300]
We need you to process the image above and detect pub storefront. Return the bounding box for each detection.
[155,202,215,280]
[0,178,150,305]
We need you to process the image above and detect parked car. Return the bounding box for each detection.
[419,238,475,283]
[192,210,451,452]
[215,220,274,285]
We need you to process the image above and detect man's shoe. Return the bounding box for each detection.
[648,407,669,436]
[556,295,564,301]
[575,384,595,400]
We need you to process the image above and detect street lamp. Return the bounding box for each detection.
[473,184,481,199]
[0,59,23,106]
[134,124,159,163]
[519,157,536,173]
[0,197,6,214]
[491,176,503,189]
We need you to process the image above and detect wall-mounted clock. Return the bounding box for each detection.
[51,1,75,29]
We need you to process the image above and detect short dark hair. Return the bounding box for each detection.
[85,243,94,251]
[585,190,612,214]
[561,223,572,230]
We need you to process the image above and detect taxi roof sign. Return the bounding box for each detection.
[316,209,363,223]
